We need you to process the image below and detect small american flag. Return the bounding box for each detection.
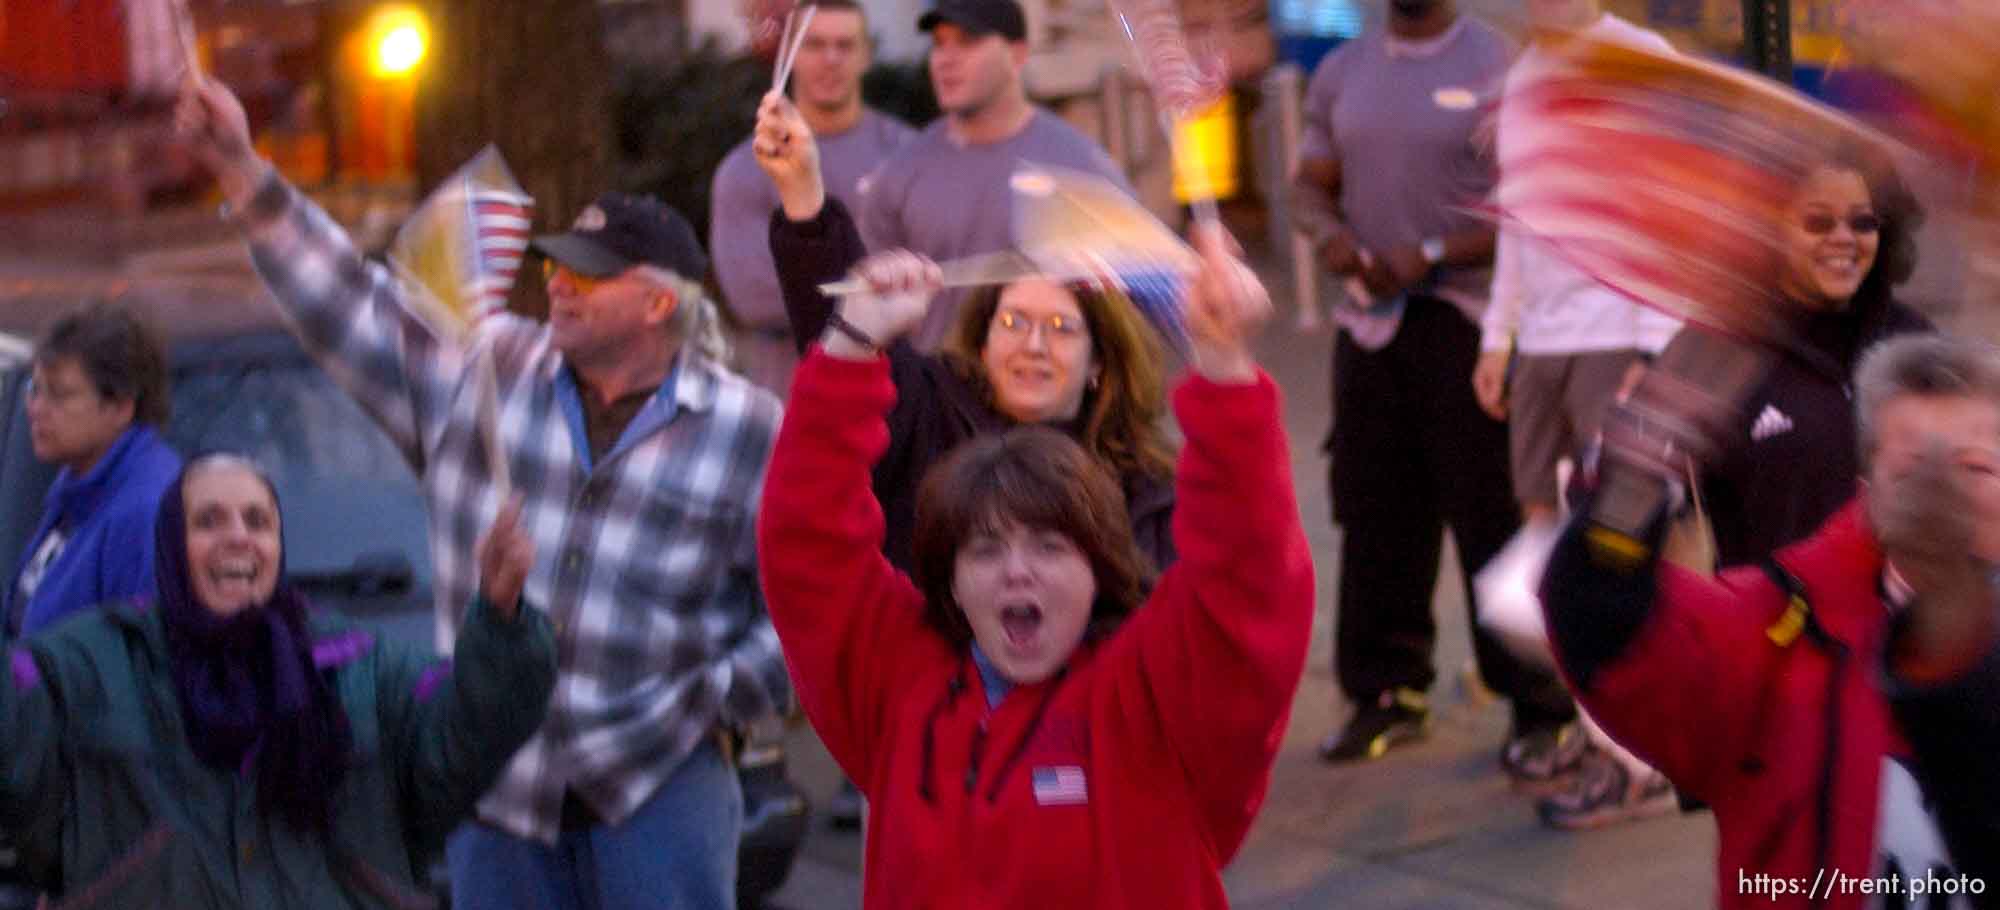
[1031,766,1089,807]
[470,193,532,317]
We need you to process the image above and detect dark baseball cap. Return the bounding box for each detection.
[531,192,709,281]
[917,0,1027,41]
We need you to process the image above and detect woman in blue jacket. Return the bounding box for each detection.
[7,302,182,638]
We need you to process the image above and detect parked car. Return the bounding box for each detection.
[0,288,804,908]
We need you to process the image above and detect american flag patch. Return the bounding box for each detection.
[1031,766,1088,807]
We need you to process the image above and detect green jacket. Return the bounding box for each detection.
[0,596,555,909]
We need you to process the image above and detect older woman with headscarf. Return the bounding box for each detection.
[0,454,555,908]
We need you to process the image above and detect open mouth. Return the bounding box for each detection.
[207,559,262,596]
[1000,603,1043,649]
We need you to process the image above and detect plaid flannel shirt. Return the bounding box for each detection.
[241,175,791,844]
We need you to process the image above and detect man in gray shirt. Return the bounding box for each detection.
[856,0,1132,350]
[1293,0,1581,781]
[712,0,913,396]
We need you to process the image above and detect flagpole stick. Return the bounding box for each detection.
[476,355,511,500]
[774,5,818,91]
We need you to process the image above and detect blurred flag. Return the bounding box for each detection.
[387,146,532,497]
[1494,34,1891,345]
[1106,0,1231,216]
[1837,0,2000,178]
[1012,165,1200,355]
[816,166,1200,354]
[389,146,533,338]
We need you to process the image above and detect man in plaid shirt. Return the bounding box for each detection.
[179,78,790,910]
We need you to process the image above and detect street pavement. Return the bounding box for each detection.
[766,253,1718,910]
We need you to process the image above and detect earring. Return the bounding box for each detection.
[1088,375,1101,390]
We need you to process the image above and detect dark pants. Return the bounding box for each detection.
[1327,295,1575,733]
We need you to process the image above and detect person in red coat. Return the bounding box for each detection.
[1541,332,2000,909]
[757,225,1314,908]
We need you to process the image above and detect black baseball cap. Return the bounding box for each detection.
[917,0,1027,41]
[532,192,709,280]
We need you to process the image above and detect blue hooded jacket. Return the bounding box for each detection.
[6,425,181,637]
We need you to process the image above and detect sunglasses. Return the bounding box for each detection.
[541,259,608,294]
[1800,212,1882,236]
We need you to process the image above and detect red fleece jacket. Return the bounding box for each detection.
[758,348,1315,909]
[1556,501,1909,909]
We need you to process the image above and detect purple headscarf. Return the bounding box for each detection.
[153,456,351,834]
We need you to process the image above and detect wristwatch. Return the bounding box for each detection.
[1420,236,1447,267]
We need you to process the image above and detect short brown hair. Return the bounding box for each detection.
[911,426,1154,646]
[34,301,170,428]
[943,282,1175,480]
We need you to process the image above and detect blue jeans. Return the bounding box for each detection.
[447,740,742,910]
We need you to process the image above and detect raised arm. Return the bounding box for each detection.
[754,93,871,353]
[756,260,949,783]
[1107,227,1315,858]
[1542,328,1783,797]
[176,76,467,470]
[380,499,555,853]
[1540,505,1793,798]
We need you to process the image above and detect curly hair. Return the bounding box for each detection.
[911,426,1153,646]
[940,281,1176,481]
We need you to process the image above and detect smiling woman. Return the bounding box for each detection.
[756,224,1314,908]
[1690,141,1934,570]
[769,211,1180,575]
[0,454,555,908]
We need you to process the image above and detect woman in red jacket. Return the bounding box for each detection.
[757,226,1315,909]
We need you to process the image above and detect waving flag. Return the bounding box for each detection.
[1105,0,1229,220]
[1494,34,1892,345]
[816,166,1200,354]
[1011,165,1200,354]
[390,146,533,337]
[387,146,534,496]
[1836,0,2000,178]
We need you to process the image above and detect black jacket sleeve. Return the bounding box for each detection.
[770,197,869,355]
[1883,627,2000,895]
[1539,507,1669,691]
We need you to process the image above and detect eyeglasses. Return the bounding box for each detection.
[542,259,607,294]
[1800,212,1882,236]
[992,308,1086,343]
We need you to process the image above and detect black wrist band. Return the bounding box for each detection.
[825,310,881,353]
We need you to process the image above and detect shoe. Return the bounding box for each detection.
[1536,751,1678,830]
[1499,721,1587,785]
[1318,688,1430,763]
[826,779,865,830]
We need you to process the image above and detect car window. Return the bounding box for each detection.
[165,335,433,587]
[0,367,59,581]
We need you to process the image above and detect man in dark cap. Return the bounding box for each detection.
[177,76,788,910]
[848,0,1133,348]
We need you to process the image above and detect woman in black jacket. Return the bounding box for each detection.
[749,94,1178,574]
[1697,141,1934,566]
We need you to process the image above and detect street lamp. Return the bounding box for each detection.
[365,6,429,79]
